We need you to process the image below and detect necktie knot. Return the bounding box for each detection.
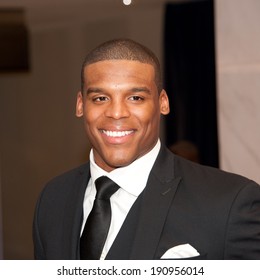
[95,176,119,200]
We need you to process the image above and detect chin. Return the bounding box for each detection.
[106,157,135,169]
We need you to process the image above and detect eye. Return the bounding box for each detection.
[128,95,144,102]
[93,96,109,103]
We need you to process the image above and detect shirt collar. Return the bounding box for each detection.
[89,139,161,197]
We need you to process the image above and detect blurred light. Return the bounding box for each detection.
[123,0,132,5]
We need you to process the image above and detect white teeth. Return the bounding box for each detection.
[102,130,133,137]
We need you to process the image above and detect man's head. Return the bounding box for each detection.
[76,39,170,172]
[81,38,163,93]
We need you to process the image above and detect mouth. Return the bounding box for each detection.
[101,129,134,138]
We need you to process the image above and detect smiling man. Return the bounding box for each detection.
[33,39,260,260]
[76,59,169,171]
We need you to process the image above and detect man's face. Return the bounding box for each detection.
[76,60,170,172]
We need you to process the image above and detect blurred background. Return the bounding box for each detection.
[0,0,259,259]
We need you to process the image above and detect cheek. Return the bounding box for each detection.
[84,106,100,126]
[134,103,160,127]
[83,110,100,139]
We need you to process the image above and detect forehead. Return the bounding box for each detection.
[83,60,156,84]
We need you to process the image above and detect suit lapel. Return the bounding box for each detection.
[61,163,90,259]
[130,175,181,259]
[108,146,182,259]
[130,147,181,259]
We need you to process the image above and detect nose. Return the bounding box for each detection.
[104,99,130,119]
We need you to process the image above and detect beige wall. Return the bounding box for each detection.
[215,0,260,184]
[0,2,165,259]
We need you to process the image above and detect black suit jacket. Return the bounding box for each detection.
[33,146,260,259]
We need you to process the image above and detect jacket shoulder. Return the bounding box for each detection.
[173,151,259,191]
[40,162,90,198]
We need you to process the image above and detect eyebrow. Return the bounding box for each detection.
[85,87,104,95]
[85,86,151,95]
[129,87,151,94]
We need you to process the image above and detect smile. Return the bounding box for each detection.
[101,130,134,137]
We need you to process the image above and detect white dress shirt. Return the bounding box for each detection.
[81,139,161,259]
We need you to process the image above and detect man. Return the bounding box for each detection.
[33,39,260,260]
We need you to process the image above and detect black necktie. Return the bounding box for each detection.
[80,176,120,260]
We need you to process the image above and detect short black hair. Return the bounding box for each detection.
[81,38,162,93]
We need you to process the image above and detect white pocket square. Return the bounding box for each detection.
[161,244,200,259]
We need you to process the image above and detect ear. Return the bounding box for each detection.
[75,91,84,117]
[159,89,170,115]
